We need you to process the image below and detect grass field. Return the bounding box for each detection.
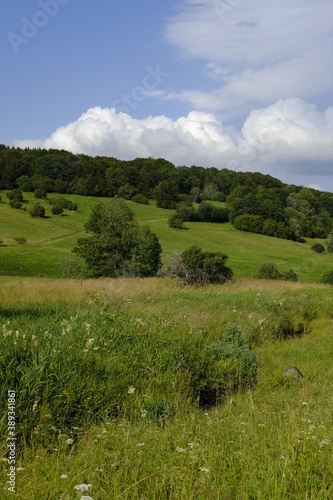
[1,192,333,282]
[0,277,333,499]
[1,192,333,498]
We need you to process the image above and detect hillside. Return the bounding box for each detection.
[1,192,333,282]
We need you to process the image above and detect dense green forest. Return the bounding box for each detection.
[1,144,333,241]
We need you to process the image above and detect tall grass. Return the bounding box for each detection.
[1,278,333,498]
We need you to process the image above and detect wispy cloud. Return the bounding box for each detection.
[163,0,333,117]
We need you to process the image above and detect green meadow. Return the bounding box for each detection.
[1,193,333,499]
[0,192,333,281]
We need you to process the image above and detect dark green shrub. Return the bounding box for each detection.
[210,206,230,223]
[68,202,78,211]
[198,201,213,221]
[202,252,233,283]
[255,262,282,280]
[7,189,23,202]
[132,194,149,205]
[9,199,22,209]
[168,212,184,229]
[49,197,70,209]
[16,175,32,192]
[311,243,325,253]
[175,204,198,222]
[281,269,299,282]
[181,245,205,270]
[29,204,45,218]
[34,188,47,199]
[233,214,264,233]
[52,205,64,216]
[174,245,233,285]
[321,270,333,285]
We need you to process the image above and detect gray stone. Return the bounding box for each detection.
[281,366,303,381]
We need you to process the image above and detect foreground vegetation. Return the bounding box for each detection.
[1,277,333,498]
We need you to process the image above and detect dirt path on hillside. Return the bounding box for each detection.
[36,230,86,244]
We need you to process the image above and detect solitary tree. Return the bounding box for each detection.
[73,199,162,277]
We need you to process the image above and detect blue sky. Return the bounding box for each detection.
[1,0,333,190]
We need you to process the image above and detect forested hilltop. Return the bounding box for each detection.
[1,144,333,241]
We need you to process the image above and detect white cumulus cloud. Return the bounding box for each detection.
[14,98,333,180]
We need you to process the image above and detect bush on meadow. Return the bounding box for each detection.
[255,262,282,280]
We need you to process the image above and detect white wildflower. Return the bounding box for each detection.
[65,438,74,445]
[319,439,330,447]
[128,386,135,394]
[84,338,95,351]
[199,467,210,473]
[175,447,186,453]
[60,474,68,479]
[74,484,92,493]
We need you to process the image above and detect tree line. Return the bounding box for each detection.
[1,144,333,241]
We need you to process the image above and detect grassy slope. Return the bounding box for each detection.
[0,192,333,281]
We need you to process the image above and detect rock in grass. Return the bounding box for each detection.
[281,366,303,381]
